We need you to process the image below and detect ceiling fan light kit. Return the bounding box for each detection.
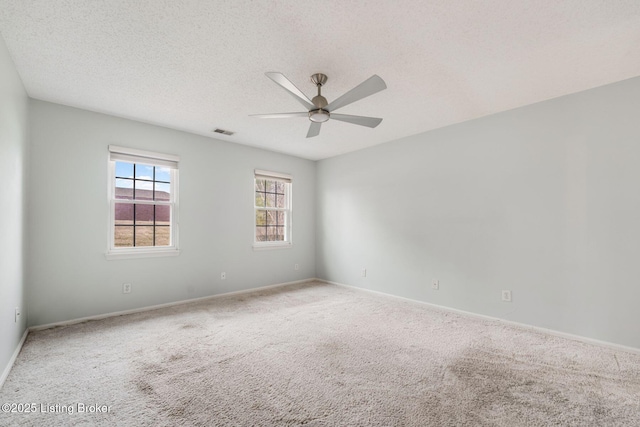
[252,72,386,138]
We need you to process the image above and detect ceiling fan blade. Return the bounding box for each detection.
[251,112,309,119]
[306,122,321,138]
[330,113,382,128]
[265,72,315,111]
[325,75,386,112]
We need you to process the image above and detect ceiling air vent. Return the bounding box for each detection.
[213,128,234,136]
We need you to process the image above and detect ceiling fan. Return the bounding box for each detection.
[251,72,387,138]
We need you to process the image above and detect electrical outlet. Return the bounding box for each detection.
[123,283,131,294]
[432,279,439,290]
[361,268,367,277]
[221,272,226,280]
[15,307,20,323]
[294,263,299,271]
[501,290,512,302]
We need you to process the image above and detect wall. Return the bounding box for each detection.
[28,100,316,326]
[0,37,28,381]
[317,76,640,349]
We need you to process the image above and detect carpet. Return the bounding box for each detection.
[1,281,639,426]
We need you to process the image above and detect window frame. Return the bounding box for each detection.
[253,169,293,250]
[106,145,180,260]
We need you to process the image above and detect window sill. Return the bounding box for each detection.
[252,242,293,251]
[105,248,180,260]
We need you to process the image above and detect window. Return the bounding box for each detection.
[107,145,179,259]
[254,169,292,248]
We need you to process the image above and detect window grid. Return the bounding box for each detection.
[254,177,290,243]
[114,163,172,248]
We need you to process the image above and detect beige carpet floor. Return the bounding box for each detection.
[1,281,639,426]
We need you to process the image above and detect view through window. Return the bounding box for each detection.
[254,170,291,245]
[114,162,172,247]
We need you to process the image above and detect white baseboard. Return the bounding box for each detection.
[319,279,640,356]
[0,328,29,391]
[30,278,317,332]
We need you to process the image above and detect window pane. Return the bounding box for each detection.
[266,180,276,192]
[267,226,277,241]
[135,204,154,225]
[276,182,285,194]
[155,182,170,201]
[135,226,154,247]
[255,179,265,192]
[276,194,286,208]
[115,179,133,200]
[134,180,153,200]
[115,162,133,179]
[155,226,170,246]
[115,203,133,225]
[277,211,285,224]
[256,210,266,225]
[277,226,285,241]
[156,205,170,226]
[155,167,171,183]
[114,226,133,247]
[255,192,265,207]
[266,193,276,207]
[256,227,266,241]
[267,211,276,225]
[135,164,154,180]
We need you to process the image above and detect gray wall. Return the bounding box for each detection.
[28,100,316,326]
[317,76,640,349]
[0,37,28,376]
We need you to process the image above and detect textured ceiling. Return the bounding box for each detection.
[1,1,639,160]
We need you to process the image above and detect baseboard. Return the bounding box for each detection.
[30,278,317,332]
[0,328,29,391]
[320,279,640,356]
